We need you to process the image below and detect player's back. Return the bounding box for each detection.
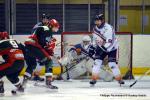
[0,39,24,62]
[0,39,21,50]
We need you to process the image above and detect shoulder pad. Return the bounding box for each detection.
[42,26,49,31]
[104,23,112,29]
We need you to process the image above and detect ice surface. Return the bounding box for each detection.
[1,76,150,100]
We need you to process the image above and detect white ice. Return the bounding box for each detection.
[1,76,150,100]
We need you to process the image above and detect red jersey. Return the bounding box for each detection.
[0,39,24,71]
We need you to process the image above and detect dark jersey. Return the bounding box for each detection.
[26,26,53,48]
[0,39,20,50]
[25,26,53,59]
[31,22,43,33]
[0,39,24,71]
[33,22,43,29]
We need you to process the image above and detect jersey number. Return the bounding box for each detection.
[10,40,18,48]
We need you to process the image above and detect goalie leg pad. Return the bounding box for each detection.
[92,59,103,74]
[108,62,121,77]
[62,59,87,80]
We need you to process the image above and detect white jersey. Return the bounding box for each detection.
[92,23,118,52]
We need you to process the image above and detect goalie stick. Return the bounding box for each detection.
[129,69,150,88]
[57,56,88,80]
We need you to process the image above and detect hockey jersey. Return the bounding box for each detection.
[25,26,53,48]
[31,22,43,33]
[93,23,118,52]
[0,39,24,71]
[25,26,53,59]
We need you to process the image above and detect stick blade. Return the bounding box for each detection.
[129,80,137,88]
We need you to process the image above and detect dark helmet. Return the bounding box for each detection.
[95,14,104,21]
[42,13,50,20]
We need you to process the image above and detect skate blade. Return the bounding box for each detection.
[34,82,58,91]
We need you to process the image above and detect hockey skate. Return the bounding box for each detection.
[11,84,24,95]
[46,79,58,89]
[34,76,58,89]
[22,75,30,88]
[0,81,4,95]
[89,80,97,87]
[118,80,125,86]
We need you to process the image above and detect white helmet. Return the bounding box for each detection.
[82,35,91,49]
[82,35,91,42]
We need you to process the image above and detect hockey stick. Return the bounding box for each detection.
[129,69,150,88]
[58,56,87,75]
[61,58,86,74]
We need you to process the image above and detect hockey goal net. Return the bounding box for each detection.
[61,32,133,79]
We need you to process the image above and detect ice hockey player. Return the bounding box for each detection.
[58,35,95,80]
[30,14,50,82]
[90,14,124,86]
[0,32,25,94]
[22,19,59,89]
[69,35,95,60]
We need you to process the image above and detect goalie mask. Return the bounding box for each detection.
[82,35,91,50]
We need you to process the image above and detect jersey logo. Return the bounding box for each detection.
[9,40,18,48]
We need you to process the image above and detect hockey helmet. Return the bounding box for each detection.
[42,13,50,19]
[49,19,60,28]
[0,31,9,40]
[95,14,104,21]
[82,35,91,42]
